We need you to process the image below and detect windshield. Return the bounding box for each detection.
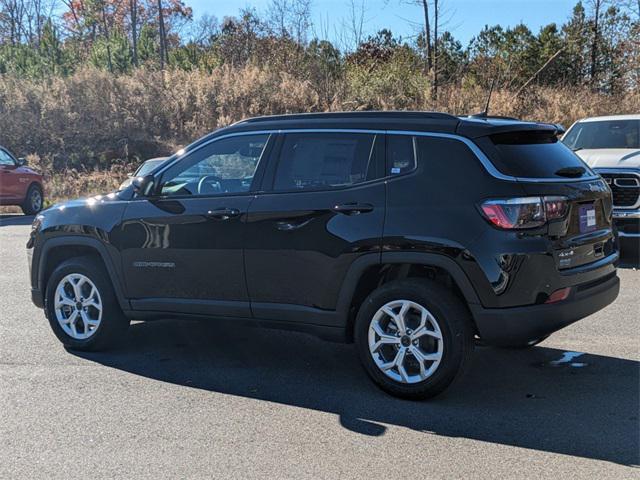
[562,120,640,150]
[135,158,166,176]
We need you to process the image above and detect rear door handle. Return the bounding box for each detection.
[333,203,374,215]
[205,207,241,220]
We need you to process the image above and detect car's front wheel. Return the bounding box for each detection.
[45,256,129,351]
[355,279,474,400]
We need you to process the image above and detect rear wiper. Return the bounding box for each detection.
[555,166,586,178]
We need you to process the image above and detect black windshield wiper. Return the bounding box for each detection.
[555,166,586,178]
[571,147,584,152]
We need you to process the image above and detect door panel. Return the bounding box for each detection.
[115,133,272,318]
[119,195,253,315]
[245,131,385,319]
[244,182,385,314]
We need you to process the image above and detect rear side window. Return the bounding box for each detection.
[387,135,417,175]
[485,130,593,179]
[563,120,640,150]
[273,132,377,191]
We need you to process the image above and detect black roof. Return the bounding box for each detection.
[189,111,559,151]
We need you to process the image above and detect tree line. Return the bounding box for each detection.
[1,0,638,98]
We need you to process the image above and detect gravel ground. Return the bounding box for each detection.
[1,214,638,479]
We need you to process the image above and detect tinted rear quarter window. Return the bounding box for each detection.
[387,135,417,175]
[483,130,593,179]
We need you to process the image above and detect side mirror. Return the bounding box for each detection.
[17,157,27,166]
[131,174,155,197]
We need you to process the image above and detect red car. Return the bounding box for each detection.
[0,146,44,214]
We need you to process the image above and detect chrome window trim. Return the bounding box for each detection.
[594,169,640,210]
[154,128,601,185]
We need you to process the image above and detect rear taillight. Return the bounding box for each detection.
[480,196,568,230]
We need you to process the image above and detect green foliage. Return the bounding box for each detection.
[90,30,133,73]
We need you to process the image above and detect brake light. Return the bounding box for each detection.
[480,196,568,230]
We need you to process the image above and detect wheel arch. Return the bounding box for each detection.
[38,237,130,311]
[338,252,480,342]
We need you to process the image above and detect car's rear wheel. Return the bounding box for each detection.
[21,184,43,215]
[45,256,129,351]
[355,279,474,400]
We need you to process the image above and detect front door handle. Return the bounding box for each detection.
[333,202,374,215]
[205,207,241,220]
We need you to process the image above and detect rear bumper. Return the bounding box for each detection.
[471,273,620,346]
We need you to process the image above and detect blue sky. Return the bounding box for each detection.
[188,0,579,46]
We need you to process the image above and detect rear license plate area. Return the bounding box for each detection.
[578,203,597,233]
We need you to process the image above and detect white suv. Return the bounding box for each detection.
[563,115,639,259]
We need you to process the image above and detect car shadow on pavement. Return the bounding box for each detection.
[0,214,33,226]
[71,318,639,467]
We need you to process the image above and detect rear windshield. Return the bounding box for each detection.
[485,130,593,179]
[562,119,640,150]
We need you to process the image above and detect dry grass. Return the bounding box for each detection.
[1,66,639,204]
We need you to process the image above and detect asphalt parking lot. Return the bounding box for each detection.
[0,214,638,479]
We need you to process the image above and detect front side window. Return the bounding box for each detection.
[562,120,640,150]
[0,149,15,166]
[273,132,376,191]
[159,134,269,196]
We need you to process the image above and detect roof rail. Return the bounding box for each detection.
[237,110,460,124]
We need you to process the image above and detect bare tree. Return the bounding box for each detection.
[267,0,312,44]
[99,0,113,73]
[340,0,367,52]
[432,0,438,101]
[130,0,138,66]
[421,0,431,71]
[157,0,168,69]
[588,0,604,85]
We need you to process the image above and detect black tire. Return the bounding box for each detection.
[21,183,43,215]
[354,279,474,400]
[45,256,129,351]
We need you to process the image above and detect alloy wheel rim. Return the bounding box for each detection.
[31,190,42,211]
[54,273,102,340]
[368,299,444,384]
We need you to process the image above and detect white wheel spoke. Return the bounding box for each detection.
[62,310,78,325]
[55,296,75,309]
[71,277,84,301]
[83,300,101,310]
[394,347,409,382]
[412,325,442,340]
[383,305,406,333]
[411,346,441,364]
[371,322,400,351]
[70,318,79,337]
[379,360,396,371]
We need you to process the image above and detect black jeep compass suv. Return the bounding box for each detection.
[28,111,620,399]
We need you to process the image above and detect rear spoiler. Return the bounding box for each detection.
[456,118,564,139]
